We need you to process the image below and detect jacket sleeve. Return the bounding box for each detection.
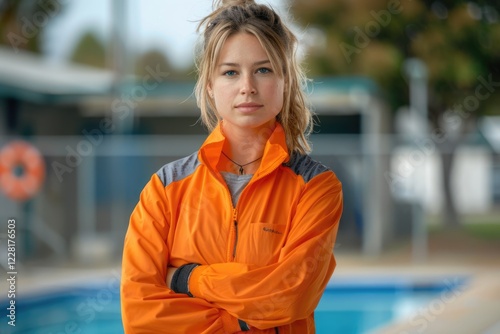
[121,174,242,333]
[188,171,343,330]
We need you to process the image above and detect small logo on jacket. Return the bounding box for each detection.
[263,227,283,235]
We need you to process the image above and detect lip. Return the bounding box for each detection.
[236,102,263,113]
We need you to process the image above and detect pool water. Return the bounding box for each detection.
[315,279,462,333]
[0,278,465,334]
[1,286,122,334]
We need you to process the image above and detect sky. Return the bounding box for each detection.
[43,0,287,70]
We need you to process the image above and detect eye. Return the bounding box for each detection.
[257,67,272,74]
[223,70,237,76]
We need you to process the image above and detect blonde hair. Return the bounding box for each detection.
[194,0,313,154]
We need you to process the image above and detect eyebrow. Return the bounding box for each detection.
[218,60,271,67]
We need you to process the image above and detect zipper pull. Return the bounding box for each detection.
[232,208,238,260]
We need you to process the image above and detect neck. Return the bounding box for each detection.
[219,121,276,174]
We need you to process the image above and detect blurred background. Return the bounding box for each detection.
[0,0,499,333]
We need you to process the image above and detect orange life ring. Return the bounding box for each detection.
[0,140,46,201]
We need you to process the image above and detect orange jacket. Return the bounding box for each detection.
[121,123,343,333]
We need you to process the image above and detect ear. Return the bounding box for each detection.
[207,82,214,99]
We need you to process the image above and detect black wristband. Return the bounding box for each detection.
[238,319,250,331]
[170,263,199,297]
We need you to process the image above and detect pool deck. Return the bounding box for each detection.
[336,252,500,334]
[7,247,500,334]
[370,273,500,334]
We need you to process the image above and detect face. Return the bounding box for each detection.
[208,32,285,133]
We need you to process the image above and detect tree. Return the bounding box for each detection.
[135,49,172,77]
[289,0,500,228]
[70,31,107,68]
[0,0,66,53]
[135,48,197,81]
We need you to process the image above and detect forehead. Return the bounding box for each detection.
[217,32,269,63]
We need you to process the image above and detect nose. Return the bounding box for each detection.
[240,73,257,95]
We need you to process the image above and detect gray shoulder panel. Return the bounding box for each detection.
[285,153,330,183]
[156,151,201,186]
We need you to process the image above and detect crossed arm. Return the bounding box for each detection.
[121,173,342,333]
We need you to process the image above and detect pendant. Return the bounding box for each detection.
[239,166,244,175]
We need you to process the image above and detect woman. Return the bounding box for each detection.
[121,0,343,333]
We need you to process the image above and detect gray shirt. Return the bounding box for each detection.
[221,172,253,207]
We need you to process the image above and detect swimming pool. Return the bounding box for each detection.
[316,277,466,333]
[0,277,466,334]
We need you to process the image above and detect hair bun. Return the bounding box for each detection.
[213,0,255,9]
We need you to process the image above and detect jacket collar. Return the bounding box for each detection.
[198,122,290,178]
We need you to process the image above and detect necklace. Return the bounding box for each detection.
[221,151,263,175]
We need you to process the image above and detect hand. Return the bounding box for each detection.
[166,266,178,288]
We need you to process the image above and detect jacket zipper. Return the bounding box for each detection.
[219,161,283,262]
[218,171,240,262]
[228,168,278,261]
[232,208,238,261]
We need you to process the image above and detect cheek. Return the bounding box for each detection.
[213,88,233,113]
[213,81,235,99]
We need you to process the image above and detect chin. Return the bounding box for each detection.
[243,117,277,128]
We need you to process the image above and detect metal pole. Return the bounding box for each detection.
[404,58,428,263]
[110,0,133,258]
[111,0,134,134]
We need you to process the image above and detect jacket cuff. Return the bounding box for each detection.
[220,310,242,333]
[238,319,250,331]
[188,264,206,298]
[170,263,199,296]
